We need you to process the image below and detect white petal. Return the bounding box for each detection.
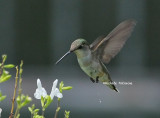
[52,79,58,91]
[37,78,42,89]
[50,88,63,99]
[34,79,47,99]
[34,89,41,99]
[50,79,58,99]
[34,88,47,99]
[50,89,55,99]
[41,88,47,97]
[56,92,63,98]
[54,88,63,98]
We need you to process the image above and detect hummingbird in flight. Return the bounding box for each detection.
[56,19,136,92]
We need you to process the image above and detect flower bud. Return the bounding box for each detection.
[16,96,21,104]
[21,96,32,108]
[62,86,73,90]
[2,55,7,62]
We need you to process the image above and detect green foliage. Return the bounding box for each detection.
[15,114,20,118]
[0,55,15,102]
[0,55,72,118]
[16,94,32,109]
[0,91,6,102]
[4,64,15,69]
[64,111,70,118]
[53,81,72,118]
[12,61,32,118]
[62,86,73,90]
[59,81,73,93]
[0,54,15,83]
[0,70,12,83]
[40,95,53,113]
[28,104,44,118]
[44,96,53,109]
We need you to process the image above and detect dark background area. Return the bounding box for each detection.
[0,0,160,118]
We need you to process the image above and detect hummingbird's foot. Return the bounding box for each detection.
[90,77,95,83]
[96,76,99,83]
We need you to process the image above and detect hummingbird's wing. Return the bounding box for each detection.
[89,35,105,50]
[90,19,136,64]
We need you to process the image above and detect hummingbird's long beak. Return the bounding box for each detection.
[55,51,71,64]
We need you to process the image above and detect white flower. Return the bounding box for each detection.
[50,79,63,99]
[0,108,2,117]
[34,79,63,100]
[34,79,47,99]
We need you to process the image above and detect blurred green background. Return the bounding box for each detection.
[0,0,160,118]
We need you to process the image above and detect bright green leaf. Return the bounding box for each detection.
[28,107,33,113]
[41,96,45,107]
[62,86,73,90]
[0,95,6,102]
[4,64,15,69]
[44,96,52,109]
[59,81,64,93]
[0,75,11,83]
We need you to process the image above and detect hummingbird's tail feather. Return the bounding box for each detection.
[113,87,119,93]
[102,73,119,92]
[103,81,119,92]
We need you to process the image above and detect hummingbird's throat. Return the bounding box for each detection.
[74,48,91,59]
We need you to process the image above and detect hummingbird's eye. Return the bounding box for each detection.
[78,42,86,49]
[82,41,85,45]
[78,45,83,49]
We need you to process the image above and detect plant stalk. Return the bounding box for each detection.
[9,66,19,118]
[54,99,60,118]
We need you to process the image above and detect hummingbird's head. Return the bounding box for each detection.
[70,38,88,52]
[55,38,89,64]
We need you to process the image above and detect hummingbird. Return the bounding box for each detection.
[56,19,136,92]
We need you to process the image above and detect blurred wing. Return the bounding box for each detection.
[90,19,137,64]
[90,35,105,49]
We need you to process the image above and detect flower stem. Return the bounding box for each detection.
[0,55,6,77]
[31,113,33,118]
[13,61,23,118]
[14,108,20,118]
[9,66,19,118]
[18,61,23,97]
[54,99,60,118]
[42,109,45,117]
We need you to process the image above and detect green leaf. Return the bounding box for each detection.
[31,104,35,110]
[0,95,6,102]
[34,109,40,113]
[16,113,20,118]
[20,96,32,108]
[62,86,73,90]
[34,115,44,118]
[41,96,45,108]
[0,91,6,102]
[0,91,2,97]
[44,96,53,109]
[64,110,70,118]
[28,107,33,113]
[1,70,9,77]
[0,75,11,83]
[4,64,15,69]
[59,81,64,93]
